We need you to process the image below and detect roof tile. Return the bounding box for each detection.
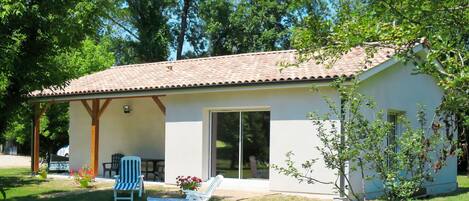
[31,48,393,97]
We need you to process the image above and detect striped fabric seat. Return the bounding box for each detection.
[113,156,144,201]
[113,182,139,190]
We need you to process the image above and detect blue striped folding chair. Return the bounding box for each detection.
[113,156,144,201]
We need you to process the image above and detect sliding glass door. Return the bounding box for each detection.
[211,111,270,179]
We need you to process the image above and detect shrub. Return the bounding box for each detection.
[273,79,456,200]
[70,166,95,188]
[38,164,48,180]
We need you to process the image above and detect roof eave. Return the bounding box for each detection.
[356,44,427,82]
[29,78,342,103]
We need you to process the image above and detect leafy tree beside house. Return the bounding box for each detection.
[274,0,466,199]
[290,0,468,173]
[104,0,175,64]
[2,37,115,156]
[0,0,112,149]
[0,0,113,198]
[274,79,457,200]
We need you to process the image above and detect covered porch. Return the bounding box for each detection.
[30,95,167,180]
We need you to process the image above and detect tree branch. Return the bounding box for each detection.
[103,12,140,41]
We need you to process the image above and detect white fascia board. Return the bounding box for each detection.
[357,44,427,82]
[30,80,334,103]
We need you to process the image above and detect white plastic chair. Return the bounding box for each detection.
[183,175,224,201]
[113,156,145,201]
[147,175,224,201]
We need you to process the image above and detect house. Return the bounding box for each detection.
[29,44,456,199]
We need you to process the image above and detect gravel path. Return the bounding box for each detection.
[0,154,31,168]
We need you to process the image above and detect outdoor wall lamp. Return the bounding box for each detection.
[123,105,131,113]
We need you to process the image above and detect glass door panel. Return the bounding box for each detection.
[211,112,240,179]
[242,111,270,179]
[211,110,270,179]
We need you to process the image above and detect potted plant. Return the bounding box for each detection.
[176,176,203,193]
[70,165,95,188]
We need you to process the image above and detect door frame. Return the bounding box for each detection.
[207,107,271,180]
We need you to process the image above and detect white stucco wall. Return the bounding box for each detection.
[164,87,340,195]
[69,98,165,175]
[350,61,457,198]
[66,57,455,197]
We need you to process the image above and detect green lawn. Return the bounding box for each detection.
[0,168,468,201]
[0,168,314,201]
[423,175,469,201]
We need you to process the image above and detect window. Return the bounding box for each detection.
[210,111,270,179]
[387,111,403,167]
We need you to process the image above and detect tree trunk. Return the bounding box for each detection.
[461,114,469,177]
[176,0,191,60]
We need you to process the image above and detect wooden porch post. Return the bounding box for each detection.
[82,99,111,176]
[90,99,100,176]
[32,103,49,174]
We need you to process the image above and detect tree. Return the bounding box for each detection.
[290,0,468,173]
[54,37,115,77]
[0,0,107,137]
[0,1,111,198]
[274,79,456,200]
[127,0,175,62]
[197,0,309,56]
[176,0,191,60]
[103,0,175,63]
[0,0,108,133]
[2,37,115,156]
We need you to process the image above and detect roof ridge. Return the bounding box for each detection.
[110,49,297,69]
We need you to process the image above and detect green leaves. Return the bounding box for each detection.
[0,185,4,199]
[0,0,116,157]
[292,0,468,133]
[199,0,317,56]
[290,2,468,195]
[53,37,115,78]
[275,79,456,200]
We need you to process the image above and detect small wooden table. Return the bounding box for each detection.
[141,158,164,181]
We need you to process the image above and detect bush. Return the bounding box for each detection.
[274,79,456,200]
[70,166,95,188]
[38,164,48,180]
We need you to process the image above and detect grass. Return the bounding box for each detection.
[1,168,468,201]
[0,168,316,201]
[423,175,469,201]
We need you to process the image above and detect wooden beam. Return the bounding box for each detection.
[151,96,166,115]
[81,100,92,117]
[98,99,112,118]
[90,99,100,176]
[32,103,50,174]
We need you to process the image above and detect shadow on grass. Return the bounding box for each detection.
[5,189,114,201]
[1,176,48,189]
[419,187,469,200]
[6,188,227,201]
[0,169,227,201]
[0,169,50,194]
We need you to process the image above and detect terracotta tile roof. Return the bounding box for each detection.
[30,47,394,98]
